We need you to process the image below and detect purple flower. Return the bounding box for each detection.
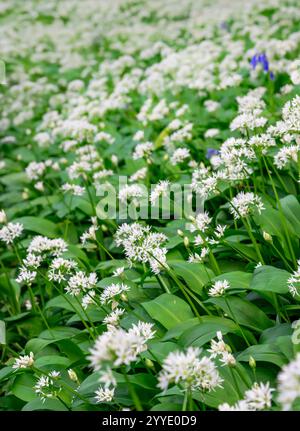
[250,53,274,79]
[206,148,219,159]
[269,71,275,80]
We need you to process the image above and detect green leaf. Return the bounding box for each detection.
[144,341,178,363]
[254,208,295,259]
[162,318,199,341]
[12,216,58,238]
[34,355,71,369]
[22,398,68,411]
[207,296,273,332]
[236,344,286,367]
[250,265,290,294]
[212,271,252,291]
[280,195,300,237]
[178,315,256,347]
[142,293,194,329]
[12,374,36,402]
[170,261,214,294]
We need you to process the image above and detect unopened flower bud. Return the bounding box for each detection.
[177,229,184,237]
[22,189,29,200]
[120,293,128,302]
[111,155,118,166]
[0,210,7,224]
[101,224,108,232]
[249,356,256,369]
[68,369,79,383]
[183,236,190,247]
[145,358,154,369]
[263,231,272,242]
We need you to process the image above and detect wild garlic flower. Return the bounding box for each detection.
[95,386,115,403]
[248,134,276,154]
[219,400,253,411]
[288,260,300,297]
[132,142,153,160]
[100,283,130,305]
[48,257,77,283]
[282,95,300,132]
[209,331,236,366]
[34,374,61,403]
[118,184,145,203]
[112,267,125,277]
[12,352,34,369]
[191,167,222,199]
[158,347,222,392]
[208,280,230,297]
[170,148,190,165]
[103,308,125,327]
[16,266,37,285]
[89,322,155,370]
[274,144,300,169]
[229,192,264,219]
[61,183,85,196]
[80,224,99,245]
[22,253,42,269]
[65,271,97,296]
[277,353,300,410]
[218,381,273,411]
[129,167,147,182]
[204,100,220,112]
[99,368,117,388]
[150,180,170,206]
[230,113,267,132]
[27,236,67,257]
[0,222,23,244]
[82,290,96,309]
[115,223,168,274]
[189,212,212,232]
[204,128,219,138]
[215,224,227,239]
[244,382,273,410]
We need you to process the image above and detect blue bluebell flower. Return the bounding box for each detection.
[206,148,219,159]
[250,53,274,79]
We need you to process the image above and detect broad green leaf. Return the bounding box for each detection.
[250,265,290,294]
[12,374,36,402]
[22,398,68,411]
[162,318,199,341]
[34,355,71,369]
[207,296,273,332]
[170,261,214,294]
[236,344,286,367]
[142,293,194,329]
[280,195,300,237]
[212,271,252,291]
[143,341,178,363]
[178,315,256,347]
[12,216,58,238]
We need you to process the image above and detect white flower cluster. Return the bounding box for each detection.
[0,222,23,245]
[158,347,223,392]
[277,353,300,410]
[288,260,300,297]
[89,321,155,370]
[219,381,273,411]
[115,223,168,274]
[208,331,236,366]
[230,192,265,219]
[12,352,34,370]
